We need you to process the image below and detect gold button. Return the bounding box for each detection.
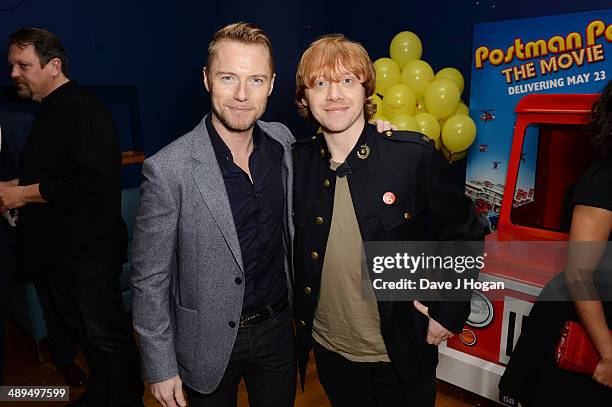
[310,251,319,260]
[304,286,312,295]
[299,320,306,327]
[385,130,393,137]
[323,179,331,188]
[315,216,324,225]
[404,212,412,220]
[320,148,325,157]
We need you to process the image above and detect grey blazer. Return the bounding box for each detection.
[131,116,295,393]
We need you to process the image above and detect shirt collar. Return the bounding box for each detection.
[205,114,262,154]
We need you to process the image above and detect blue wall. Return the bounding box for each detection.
[1,0,610,156]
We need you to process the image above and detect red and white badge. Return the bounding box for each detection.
[382,192,396,205]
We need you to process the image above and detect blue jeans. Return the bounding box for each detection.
[184,302,296,407]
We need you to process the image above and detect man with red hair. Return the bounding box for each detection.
[292,34,484,406]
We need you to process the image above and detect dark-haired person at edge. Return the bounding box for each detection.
[499,81,612,405]
[0,27,144,406]
[292,35,485,407]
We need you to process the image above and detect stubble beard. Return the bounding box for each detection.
[211,104,262,133]
[16,83,32,99]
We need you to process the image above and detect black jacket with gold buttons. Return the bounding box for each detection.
[292,123,485,392]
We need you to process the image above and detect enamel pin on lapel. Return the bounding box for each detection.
[357,144,370,159]
[383,192,396,205]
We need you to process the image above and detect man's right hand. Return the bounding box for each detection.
[150,375,186,407]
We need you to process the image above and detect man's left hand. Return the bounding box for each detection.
[374,119,397,133]
[0,185,26,212]
[413,300,454,346]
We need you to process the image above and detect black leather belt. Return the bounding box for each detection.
[239,295,288,329]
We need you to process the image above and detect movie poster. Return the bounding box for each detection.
[466,10,612,228]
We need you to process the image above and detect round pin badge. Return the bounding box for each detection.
[382,192,396,205]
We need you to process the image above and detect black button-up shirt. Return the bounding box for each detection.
[206,115,286,313]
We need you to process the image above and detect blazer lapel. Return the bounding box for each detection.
[191,117,244,274]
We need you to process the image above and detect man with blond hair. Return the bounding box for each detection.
[292,34,484,406]
[131,23,296,407]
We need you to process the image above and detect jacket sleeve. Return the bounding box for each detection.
[130,157,180,383]
[424,149,485,333]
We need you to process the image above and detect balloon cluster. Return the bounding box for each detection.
[372,31,476,162]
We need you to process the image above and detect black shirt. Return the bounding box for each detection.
[205,115,286,313]
[18,81,127,270]
[572,156,612,213]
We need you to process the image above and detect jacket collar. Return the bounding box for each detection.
[318,123,371,177]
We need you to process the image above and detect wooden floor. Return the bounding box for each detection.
[3,319,499,406]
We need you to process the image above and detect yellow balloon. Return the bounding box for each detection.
[415,98,426,114]
[424,79,460,119]
[389,31,423,69]
[369,114,388,124]
[390,114,419,131]
[441,115,477,153]
[372,109,387,120]
[374,58,400,96]
[372,110,387,122]
[401,60,434,99]
[383,84,416,118]
[441,145,468,162]
[435,67,465,94]
[454,102,469,116]
[414,113,441,148]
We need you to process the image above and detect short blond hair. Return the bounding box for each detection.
[207,22,274,72]
[295,34,376,122]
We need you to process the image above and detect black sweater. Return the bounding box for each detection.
[19,81,127,271]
